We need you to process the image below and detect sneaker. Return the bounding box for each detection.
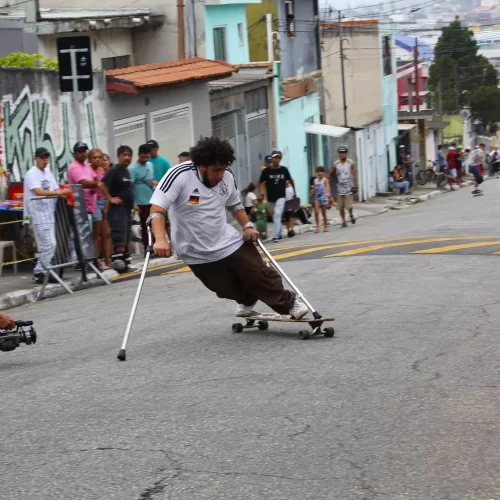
[290,300,308,320]
[350,214,356,224]
[288,230,295,238]
[273,238,280,243]
[32,273,45,285]
[341,222,348,228]
[235,302,258,317]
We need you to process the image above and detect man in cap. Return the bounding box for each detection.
[146,140,171,185]
[329,146,358,228]
[259,154,272,200]
[257,151,295,243]
[67,142,100,217]
[23,148,71,284]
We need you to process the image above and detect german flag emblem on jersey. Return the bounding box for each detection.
[188,195,200,204]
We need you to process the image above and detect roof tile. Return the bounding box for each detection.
[106,57,236,89]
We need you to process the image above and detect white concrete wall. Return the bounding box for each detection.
[322,27,383,128]
[38,30,134,70]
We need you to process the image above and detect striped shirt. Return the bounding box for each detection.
[150,162,244,265]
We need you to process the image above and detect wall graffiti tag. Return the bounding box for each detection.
[1,85,99,183]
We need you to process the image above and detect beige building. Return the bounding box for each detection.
[321,20,383,128]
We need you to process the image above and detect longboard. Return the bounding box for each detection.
[231,313,335,340]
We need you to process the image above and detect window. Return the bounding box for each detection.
[101,55,130,70]
[113,115,146,157]
[383,36,392,76]
[238,23,244,47]
[285,0,295,36]
[150,104,194,165]
[213,27,227,61]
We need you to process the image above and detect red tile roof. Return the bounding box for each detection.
[106,57,236,93]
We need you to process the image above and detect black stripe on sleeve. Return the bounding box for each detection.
[226,167,237,190]
[158,163,193,192]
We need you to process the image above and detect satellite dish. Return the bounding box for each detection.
[460,109,472,119]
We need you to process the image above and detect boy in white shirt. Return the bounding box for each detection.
[24,148,71,284]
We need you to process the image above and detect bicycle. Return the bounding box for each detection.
[416,159,437,186]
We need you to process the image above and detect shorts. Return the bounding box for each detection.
[107,204,132,247]
[315,195,328,206]
[448,168,457,178]
[337,194,353,211]
[93,198,106,222]
[469,166,484,184]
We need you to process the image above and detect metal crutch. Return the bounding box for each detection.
[117,226,154,361]
[256,238,322,320]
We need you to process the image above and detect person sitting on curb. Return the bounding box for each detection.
[390,165,410,195]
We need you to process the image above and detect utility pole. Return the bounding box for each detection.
[339,11,348,127]
[191,0,197,57]
[177,0,185,59]
[266,13,274,62]
[413,37,420,112]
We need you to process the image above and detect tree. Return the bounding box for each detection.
[429,17,498,111]
[0,52,58,70]
[470,86,500,128]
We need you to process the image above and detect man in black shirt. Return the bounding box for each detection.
[257,150,295,243]
[101,145,135,273]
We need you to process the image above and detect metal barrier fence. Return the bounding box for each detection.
[30,185,110,300]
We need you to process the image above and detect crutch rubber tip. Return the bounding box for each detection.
[117,349,126,361]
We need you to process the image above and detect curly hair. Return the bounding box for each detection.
[189,137,235,167]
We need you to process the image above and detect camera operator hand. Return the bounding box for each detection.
[0,313,15,330]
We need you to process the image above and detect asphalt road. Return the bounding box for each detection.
[2,181,500,500]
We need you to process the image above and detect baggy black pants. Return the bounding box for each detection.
[189,242,295,315]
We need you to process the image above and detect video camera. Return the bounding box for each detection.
[0,320,37,352]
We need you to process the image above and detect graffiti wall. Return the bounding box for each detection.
[0,68,107,183]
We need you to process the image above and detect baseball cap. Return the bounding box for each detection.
[399,145,406,149]
[35,147,50,158]
[73,142,88,153]
[147,140,159,148]
[271,150,282,158]
[338,145,348,153]
[264,155,272,162]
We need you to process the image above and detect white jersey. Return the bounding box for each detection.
[150,162,244,265]
[23,165,58,225]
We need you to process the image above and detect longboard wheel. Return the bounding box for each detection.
[258,320,269,331]
[232,323,244,333]
[324,327,335,338]
[299,330,310,340]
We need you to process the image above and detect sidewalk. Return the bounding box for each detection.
[0,176,487,311]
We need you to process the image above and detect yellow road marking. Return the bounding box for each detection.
[412,241,500,254]
[323,238,500,258]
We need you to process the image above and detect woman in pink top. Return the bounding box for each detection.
[88,148,112,270]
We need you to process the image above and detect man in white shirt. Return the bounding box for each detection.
[149,137,308,319]
[24,148,71,284]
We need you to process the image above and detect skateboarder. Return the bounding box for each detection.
[149,137,308,319]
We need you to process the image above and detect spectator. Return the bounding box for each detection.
[130,144,155,255]
[101,154,113,172]
[24,148,71,284]
[284,180,297,237]
[88,148,112,270]
[456,145,464,185]
[146,140,171,185]
[312,166,333,233]
[446,143,458,188]
[398,145,414,186]
[260,154,272,199]
[101,145,136,273]
[390,165,410,195]
[67,142,100,220]
[257,151,295,243]
[244,182,258,217]
[178,151,191,163]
